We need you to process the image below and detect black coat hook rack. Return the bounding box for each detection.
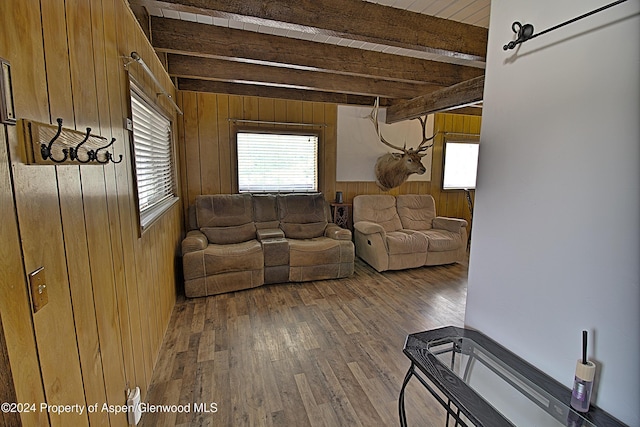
[503,0,628,50]
[21,118,122,166]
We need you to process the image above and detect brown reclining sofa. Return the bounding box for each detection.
[181,193,354,297]
[353,194,468,272]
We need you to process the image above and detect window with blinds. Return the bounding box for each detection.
[130,87,177,230]
[236,132,318,193]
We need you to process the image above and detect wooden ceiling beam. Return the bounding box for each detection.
[166,54,441,99]
[177,78,392,106]
[151,17,484,86]
[132,0,488,61]
[385,76,485,123]
[442,105,483,116]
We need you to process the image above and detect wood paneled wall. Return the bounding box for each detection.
[177,94,479,226]
[337,112,481,224]
[0,1,183,426]
[0,312,20,427]
[177,92,337,221]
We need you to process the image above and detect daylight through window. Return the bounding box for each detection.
[443,141,479,190]
[237,132,318,193]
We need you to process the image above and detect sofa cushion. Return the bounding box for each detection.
[202,223,258,245]
[353,195,402,232]
[420,229,463,252]
[386,231,428,255]
[196,194,256,244]
[277,193,327,239]
[205,241,263,276]
[289,238,353,267]
[396,195,436,230]
[253,194,280,229]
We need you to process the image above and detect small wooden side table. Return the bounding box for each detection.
[330,203,352,230]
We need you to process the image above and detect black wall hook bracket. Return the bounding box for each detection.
[20,118,122,166]
[40,118,68,163]
[69,127,97,163]
[95,138,123,164]
[503,22,535,50]
[503,0,628,51]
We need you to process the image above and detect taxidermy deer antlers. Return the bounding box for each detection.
[368,98,436,191]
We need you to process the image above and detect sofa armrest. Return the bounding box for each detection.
[256,228,285,241]
[354,221,386,236]
[182,230,208,255]
[325,223,352,240]
[353,221,389,271]
[433,216,468,233]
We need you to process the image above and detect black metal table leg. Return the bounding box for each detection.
[399,363,415,427]
[400,366,471,427]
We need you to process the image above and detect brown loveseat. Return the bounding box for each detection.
[353,194,467,272]
[182,193,354,297]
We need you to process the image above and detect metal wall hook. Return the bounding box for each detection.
[109,152,123,164]
[95,137,120,164]
[69,127,97,163]
[40,118,69,163]
[503,22,535,50]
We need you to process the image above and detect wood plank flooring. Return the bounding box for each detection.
[140,258,468,426]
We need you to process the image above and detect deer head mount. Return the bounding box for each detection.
[368,98,436,191]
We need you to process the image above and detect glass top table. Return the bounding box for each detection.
[400,326,626,427]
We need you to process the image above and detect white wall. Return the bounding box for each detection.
[336,105,433,181]
[466,0,640,425]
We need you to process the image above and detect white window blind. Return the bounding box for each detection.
[237,132,318,193]
[130,88,177,229]
[443,141,480,190]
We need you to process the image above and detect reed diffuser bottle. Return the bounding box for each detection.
[571,330,596,412]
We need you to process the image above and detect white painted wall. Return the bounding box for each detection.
[336,105,433,181]
[465,0,640,425]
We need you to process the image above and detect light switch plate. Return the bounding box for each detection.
[28,267,48,313]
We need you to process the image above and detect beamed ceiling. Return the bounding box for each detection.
[128,0,490,122]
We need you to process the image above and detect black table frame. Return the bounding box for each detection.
[399,326,626,427]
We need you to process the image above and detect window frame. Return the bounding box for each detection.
[128,80,179,234]
[232,126,323,194]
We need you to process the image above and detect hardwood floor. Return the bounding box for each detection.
[140,258,468,426]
